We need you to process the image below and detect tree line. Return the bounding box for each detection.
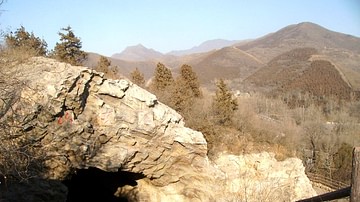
[139,62,238,127]
[4,25,87,66]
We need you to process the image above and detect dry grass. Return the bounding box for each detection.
[175,87,359,183]
[180,90,301,160]
[0,45,48,182]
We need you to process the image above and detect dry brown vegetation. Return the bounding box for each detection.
[0,45,47,182]
[132,45,360,184]
[284,60,352,99]
[149,67,359,184]
[183,91,359,183]
[245,47,317,91]
[245,47,359,109]
[191,47,263,84]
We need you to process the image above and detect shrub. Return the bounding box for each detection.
[5,26,47,56]
[0,46,46,182]
[130,68,145,87]
[52,26,87,66]
[212,79,238,126]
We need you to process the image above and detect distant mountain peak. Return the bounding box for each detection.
[111,44,164,62]
[297,21,319,26]
[122,44,153,52]
[133,43,146,48]
[287,21,328,32]
[131,44,152,50]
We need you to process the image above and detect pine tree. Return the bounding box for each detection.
[96,56,111,71]
[169,64,201,113]
[94,56,117,78]
[212,79,238,125]
[130,68,145,86]
[52,26,87,66]
[152,62,174,91]
[179,64,202,97]
[170,78,190,112]
[5,26,47,56]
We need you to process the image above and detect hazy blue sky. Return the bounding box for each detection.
[1,0,359,56]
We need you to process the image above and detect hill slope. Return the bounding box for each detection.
[245,48,357,101]
[238,22,360,62]
[283,60,353,100]
[239,22,360,90]
[190,46,263,84]
[245,48,318,91]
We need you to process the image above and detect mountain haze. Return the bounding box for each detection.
[85,52,157,80]
[168,39,246,56]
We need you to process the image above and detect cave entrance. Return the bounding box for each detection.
[62,167,145,202]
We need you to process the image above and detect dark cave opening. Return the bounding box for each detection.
[62,167,145,202]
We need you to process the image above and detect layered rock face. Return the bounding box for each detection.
[0,57,315,201]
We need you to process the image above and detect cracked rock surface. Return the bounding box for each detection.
[11,57,208,181]
[1,57,316,201]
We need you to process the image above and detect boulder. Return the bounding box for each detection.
[0,57,315,201]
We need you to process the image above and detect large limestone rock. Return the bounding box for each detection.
[214,152,317,201]
[0,57,315,201]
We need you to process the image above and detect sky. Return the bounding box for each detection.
[1,0,359,56]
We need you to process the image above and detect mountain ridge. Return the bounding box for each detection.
[237,22,360,62]
[167,39,248,56]
[110,39,251,62]
[111,44,164,62]
[87,22,360,91]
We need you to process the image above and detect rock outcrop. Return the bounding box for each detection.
[0,57,315,201]
[214,152,316,201]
